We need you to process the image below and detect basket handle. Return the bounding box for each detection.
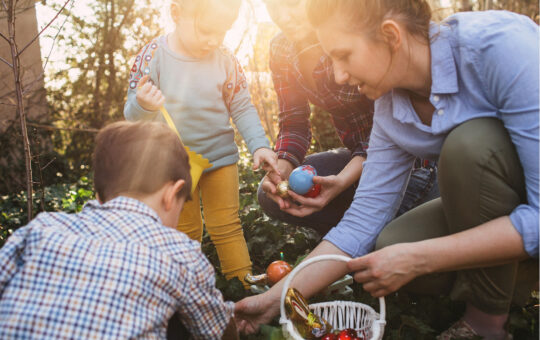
[279,254,386,324]
[159,106,184,143]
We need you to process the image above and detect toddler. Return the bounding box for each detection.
[124,0,278,284]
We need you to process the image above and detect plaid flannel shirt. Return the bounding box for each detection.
[0,196,234,340]
[270,33,374,166]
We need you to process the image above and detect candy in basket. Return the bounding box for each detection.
[279,255,386,340]
[284,288,332,339]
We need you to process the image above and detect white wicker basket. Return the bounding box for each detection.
[279,255,386,340]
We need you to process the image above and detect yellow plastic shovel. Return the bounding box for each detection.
[159,106,212,194]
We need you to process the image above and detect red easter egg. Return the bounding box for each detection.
[303,183,321,198]
[338,328,358,340]
[320,333,337,340]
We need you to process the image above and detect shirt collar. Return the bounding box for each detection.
[429,22,459,94]
[84,196,162,224]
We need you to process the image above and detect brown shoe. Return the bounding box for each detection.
[436,320,514,340]
[436,320,481,340]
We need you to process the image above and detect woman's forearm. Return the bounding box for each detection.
[262,241,351,306]
[336,155,365,189]
[419,216,529,275]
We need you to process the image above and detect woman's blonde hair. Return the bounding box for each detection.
[306,0,432,40]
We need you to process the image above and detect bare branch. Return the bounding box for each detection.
[43,0,75,70]
[27,122,99,133]
[0,31,9,43]
[41,157,56,171]
[18,0,72,56]
[7,0,34,220]
[0,55,13,68]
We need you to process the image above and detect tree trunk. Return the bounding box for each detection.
[7,0,33,219]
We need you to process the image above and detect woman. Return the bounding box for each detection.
[259,0,438,235]
[236,1,538,339]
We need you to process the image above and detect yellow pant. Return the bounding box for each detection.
[177,164,252,285]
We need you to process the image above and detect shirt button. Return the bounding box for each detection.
[433,95,440,102]
[437,109,444,116]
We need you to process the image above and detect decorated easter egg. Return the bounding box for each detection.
[288,165,317,195]
[266,260,292,285]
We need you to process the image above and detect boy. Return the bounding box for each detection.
[0,121,237,339]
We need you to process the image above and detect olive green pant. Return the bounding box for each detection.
[376,118,538,314]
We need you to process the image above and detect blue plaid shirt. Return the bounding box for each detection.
[0,196,234,339]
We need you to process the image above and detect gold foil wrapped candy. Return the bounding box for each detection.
[285,288,332,339]
[277,180,290,198]
[244,273,268,286]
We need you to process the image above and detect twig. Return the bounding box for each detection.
[18,0,72,57]
[0,55,13,68]
[27,122,99,133]
[42,0,75,70]
[41,157,56,171]
[0,32,9,43]
[32,130,46,212]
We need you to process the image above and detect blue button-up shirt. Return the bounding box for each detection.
[0,197,234,339]
[325,11,539,257]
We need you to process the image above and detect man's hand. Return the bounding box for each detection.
[136,75,165,111]
[347,243,425,297]
[234,292,280,335]
[260,159,294,209]
[282,174,346,217]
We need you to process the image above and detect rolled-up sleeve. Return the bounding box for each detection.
[479,15,539,257]
[324,113,415,257]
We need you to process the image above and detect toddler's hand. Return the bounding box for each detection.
[136,75,165,111]
[253,148,279,175]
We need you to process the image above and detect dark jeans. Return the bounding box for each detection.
[257,148,440,236]
[376,118,538,314]
[167,312,189,339]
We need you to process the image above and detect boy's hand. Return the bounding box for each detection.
[136,75,165,111]
[253,148,279,175]
[235,292,280,335]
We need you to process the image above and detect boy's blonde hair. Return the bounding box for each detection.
[306,0,432,40]
[93,121,192,202]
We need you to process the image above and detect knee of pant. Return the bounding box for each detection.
[439,119,508,186]
[374,221,398,251]
[209,225,245,243]
[257,182,280,218]
[257,180,267,206]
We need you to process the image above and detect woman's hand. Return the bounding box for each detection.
[253,148,280,175]
[282,174,346,217]
[260,159,294,210]
[282,155,365,217]
[234,292,280,335]
[347,243,425,297]
[136,75,165,111]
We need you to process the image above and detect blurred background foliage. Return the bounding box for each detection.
[0,0,538,339]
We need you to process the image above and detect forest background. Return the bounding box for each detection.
[0,0,538,339]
